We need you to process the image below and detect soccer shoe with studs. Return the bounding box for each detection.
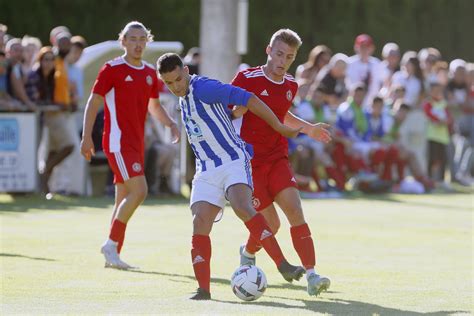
[277,260,305,283]
[307,273,331,296]
[190,288,211,300]
[101,243,134,270]
[239,244,256,266]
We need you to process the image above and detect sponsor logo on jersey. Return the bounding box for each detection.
[286,90,292,101]
[260,89,269,96]
[192,255,205,264]
[146,75,153,86]
[132,162,142,172]
[125,75,133,82]
[252,197,260,209]
[260,229,273,240]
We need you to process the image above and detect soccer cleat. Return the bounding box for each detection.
[101,243,133,270]
[307,273,331,296]
[277,260,305,283]
[190,288,211,300]
[239,245,256,266]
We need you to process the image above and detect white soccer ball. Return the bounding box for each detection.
[230,265,267,301]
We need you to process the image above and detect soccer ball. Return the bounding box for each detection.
[230,265,267,301]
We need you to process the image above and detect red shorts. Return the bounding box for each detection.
[251,157,297,211]
[105,151,144,184]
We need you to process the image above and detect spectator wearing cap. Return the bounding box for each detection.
[295,45,332,101]
[378,42,400,96]
[21,35,42,80]
[346,34,382,108]
[418,47,441,89]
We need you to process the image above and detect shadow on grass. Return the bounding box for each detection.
[0,252,56,261]
[213,296,467,315]
[111,269,467,314]
[0,194,188,213]
[343,191,472,212]
[122,268,328,292]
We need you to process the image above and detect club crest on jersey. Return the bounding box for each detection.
[146,75,153,86]
[132,162,142,172]
[286,90,292,101]
[252,197,260,209]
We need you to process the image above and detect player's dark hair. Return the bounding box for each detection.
[157,53,183,74]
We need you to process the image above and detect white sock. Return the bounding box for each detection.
[105,239,118,247]
[306,268,316,279]
[243,248,255,258]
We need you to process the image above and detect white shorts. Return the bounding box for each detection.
[190,158,253,209]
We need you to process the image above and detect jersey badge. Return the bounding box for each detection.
[146,75,153,86]
[132,162,142,172]
[286,90,293,101]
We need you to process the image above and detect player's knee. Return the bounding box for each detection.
[131,185,148,203]
[232,200,254,218]
[192,212,212,233]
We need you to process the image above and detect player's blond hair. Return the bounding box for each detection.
[269,29,302,49]
[118,21,153,42]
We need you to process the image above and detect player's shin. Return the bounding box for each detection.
[245,234,263,255]
[290,223,316,270]
[191,235,212,292]
[244,213,284,266]
[109,219,127,253]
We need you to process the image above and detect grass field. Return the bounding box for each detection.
[1,192,472,315]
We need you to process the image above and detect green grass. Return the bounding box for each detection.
[1,193,472,315]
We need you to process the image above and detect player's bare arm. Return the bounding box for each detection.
[148,98,180,143]
[80,93,103,161]
[246,94,302,138]
[284,111,332,143]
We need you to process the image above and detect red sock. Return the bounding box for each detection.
[245,234,263,254]
[325,166,346,190]
[382,147,399,181]
[109,219,127,253]
[191,235,211,292]
[290,223,316,269]
[245,213,284,267]
[396,159,406,181]
[332,142,346,171]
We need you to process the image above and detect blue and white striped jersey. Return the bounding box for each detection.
[179,75,253,173]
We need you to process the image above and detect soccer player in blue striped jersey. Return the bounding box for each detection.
[157,53,305,300]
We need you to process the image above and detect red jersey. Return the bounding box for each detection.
[92,57,159,154]
[231,66,298,166]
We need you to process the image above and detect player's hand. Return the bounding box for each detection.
[306,123,332,143]
[170,123,181,144]
[80,136,95,161]
[232,106,248,119]
[276,123,303,138]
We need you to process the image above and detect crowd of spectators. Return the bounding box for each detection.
[1,23,472,197]
[289,34,473,194]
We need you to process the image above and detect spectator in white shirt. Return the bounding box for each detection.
[346,34,382,108]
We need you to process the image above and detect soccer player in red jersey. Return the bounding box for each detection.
[232,29,332,296]
[80,22,180,269]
